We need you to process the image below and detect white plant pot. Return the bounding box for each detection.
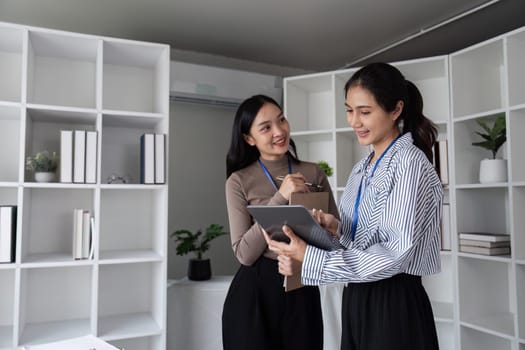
[479,158,507,184]
[34,172,55,183]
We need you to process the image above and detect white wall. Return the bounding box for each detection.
[168,101,240,279]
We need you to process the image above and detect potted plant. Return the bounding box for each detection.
[317,160,333,177]
[170,224,228,281]
[25,151,59,182]
[471,114,507,183]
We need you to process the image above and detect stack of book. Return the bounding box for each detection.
[140,133,166,184]
[72,208,93,260]
[61,130,98,184]
[459,232,511,256]
[0,205,17,263]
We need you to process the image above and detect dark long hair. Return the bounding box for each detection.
[344,62,437,162]
[226,95,299,177]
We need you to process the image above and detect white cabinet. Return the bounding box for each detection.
[0,21,169,349]
[285,25,525,350]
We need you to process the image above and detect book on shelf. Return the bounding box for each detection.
[458,232,510,242]
[0,205,17,263]
[72,209,92,260]
[459,244,510,256]
[140,133,155,184]
[440,203,451,251]
[82,210,91,258]
[459,239,510,248]
[433,140,449,185]
[73,130,86,183]
[85,131,97,184]
[155,133,166,184]
[60,130,73,183]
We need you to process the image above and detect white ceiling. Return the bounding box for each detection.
[0,0,524,75]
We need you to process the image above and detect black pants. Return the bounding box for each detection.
[222,257,323,350]
[341,273,439,350]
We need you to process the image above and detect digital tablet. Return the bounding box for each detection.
[247,205,338,251]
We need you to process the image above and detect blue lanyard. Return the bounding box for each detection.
[258,156,292,191]
[350,135,401,242]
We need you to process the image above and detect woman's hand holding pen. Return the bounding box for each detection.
[277,172,309,200]
[263,225,306,276]
[311,208,341,238]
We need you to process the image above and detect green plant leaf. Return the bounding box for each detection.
[170,224,227,259]
[471,115,506,159]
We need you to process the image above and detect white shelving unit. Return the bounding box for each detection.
[285,26,525,349]
[0,21,169,349]
[450,26,525,350]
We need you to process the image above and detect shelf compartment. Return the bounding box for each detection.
[18,265,92,346]
[514,186,525,260]
[394,57,450,124]
[435,322,455,350]
[0,105,21,182]
[0,25,23,103]
[517,264,525,339]
[456,187,510,241]
[27,31,98,108]
[20,188,94,263]
[451,39,505,118]
[509,108,525,182]
[100,114,165,185]
[458,257,514,336]
[102,41,169,114]
[422,254,454,321]
[335,130,369,188]
[285,74,334,132]
[0,269,15,348]
[108,335,161,350]
[291,132,335,189]
[460,325,512,350]
[453,114,508,185]
[507,28,525,107]
[25,108,97,183]
[99,188,165,260]
[97,262,163,339]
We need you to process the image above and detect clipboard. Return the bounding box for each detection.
[247,205,338,251]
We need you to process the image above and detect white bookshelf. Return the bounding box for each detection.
[0,21,169,349]
[286,25,525,350]
[449,25,525,350]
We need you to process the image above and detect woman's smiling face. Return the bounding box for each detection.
[345,85,402,157]
[243,102,290,161]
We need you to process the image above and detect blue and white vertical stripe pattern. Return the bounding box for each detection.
[302,133,443,285]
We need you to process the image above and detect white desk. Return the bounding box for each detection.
[167,276,343,350]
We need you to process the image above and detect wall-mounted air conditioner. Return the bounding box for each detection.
[170,61,283,108]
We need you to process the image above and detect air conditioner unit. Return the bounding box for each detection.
[170,61,283,108]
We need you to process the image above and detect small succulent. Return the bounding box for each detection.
[25,151,59,172]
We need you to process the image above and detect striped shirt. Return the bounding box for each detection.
[302,132,443,285]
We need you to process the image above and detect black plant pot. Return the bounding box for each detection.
[188,258,211,281]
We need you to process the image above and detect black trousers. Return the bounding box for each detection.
[222,257,323,350]
[341,273,439,350]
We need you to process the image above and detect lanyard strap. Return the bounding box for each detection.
[350,134,401,242]
[258,156,292,191]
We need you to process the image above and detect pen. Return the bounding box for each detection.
[276,175,323,190]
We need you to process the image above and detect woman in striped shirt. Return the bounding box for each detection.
[266,62,443,350]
